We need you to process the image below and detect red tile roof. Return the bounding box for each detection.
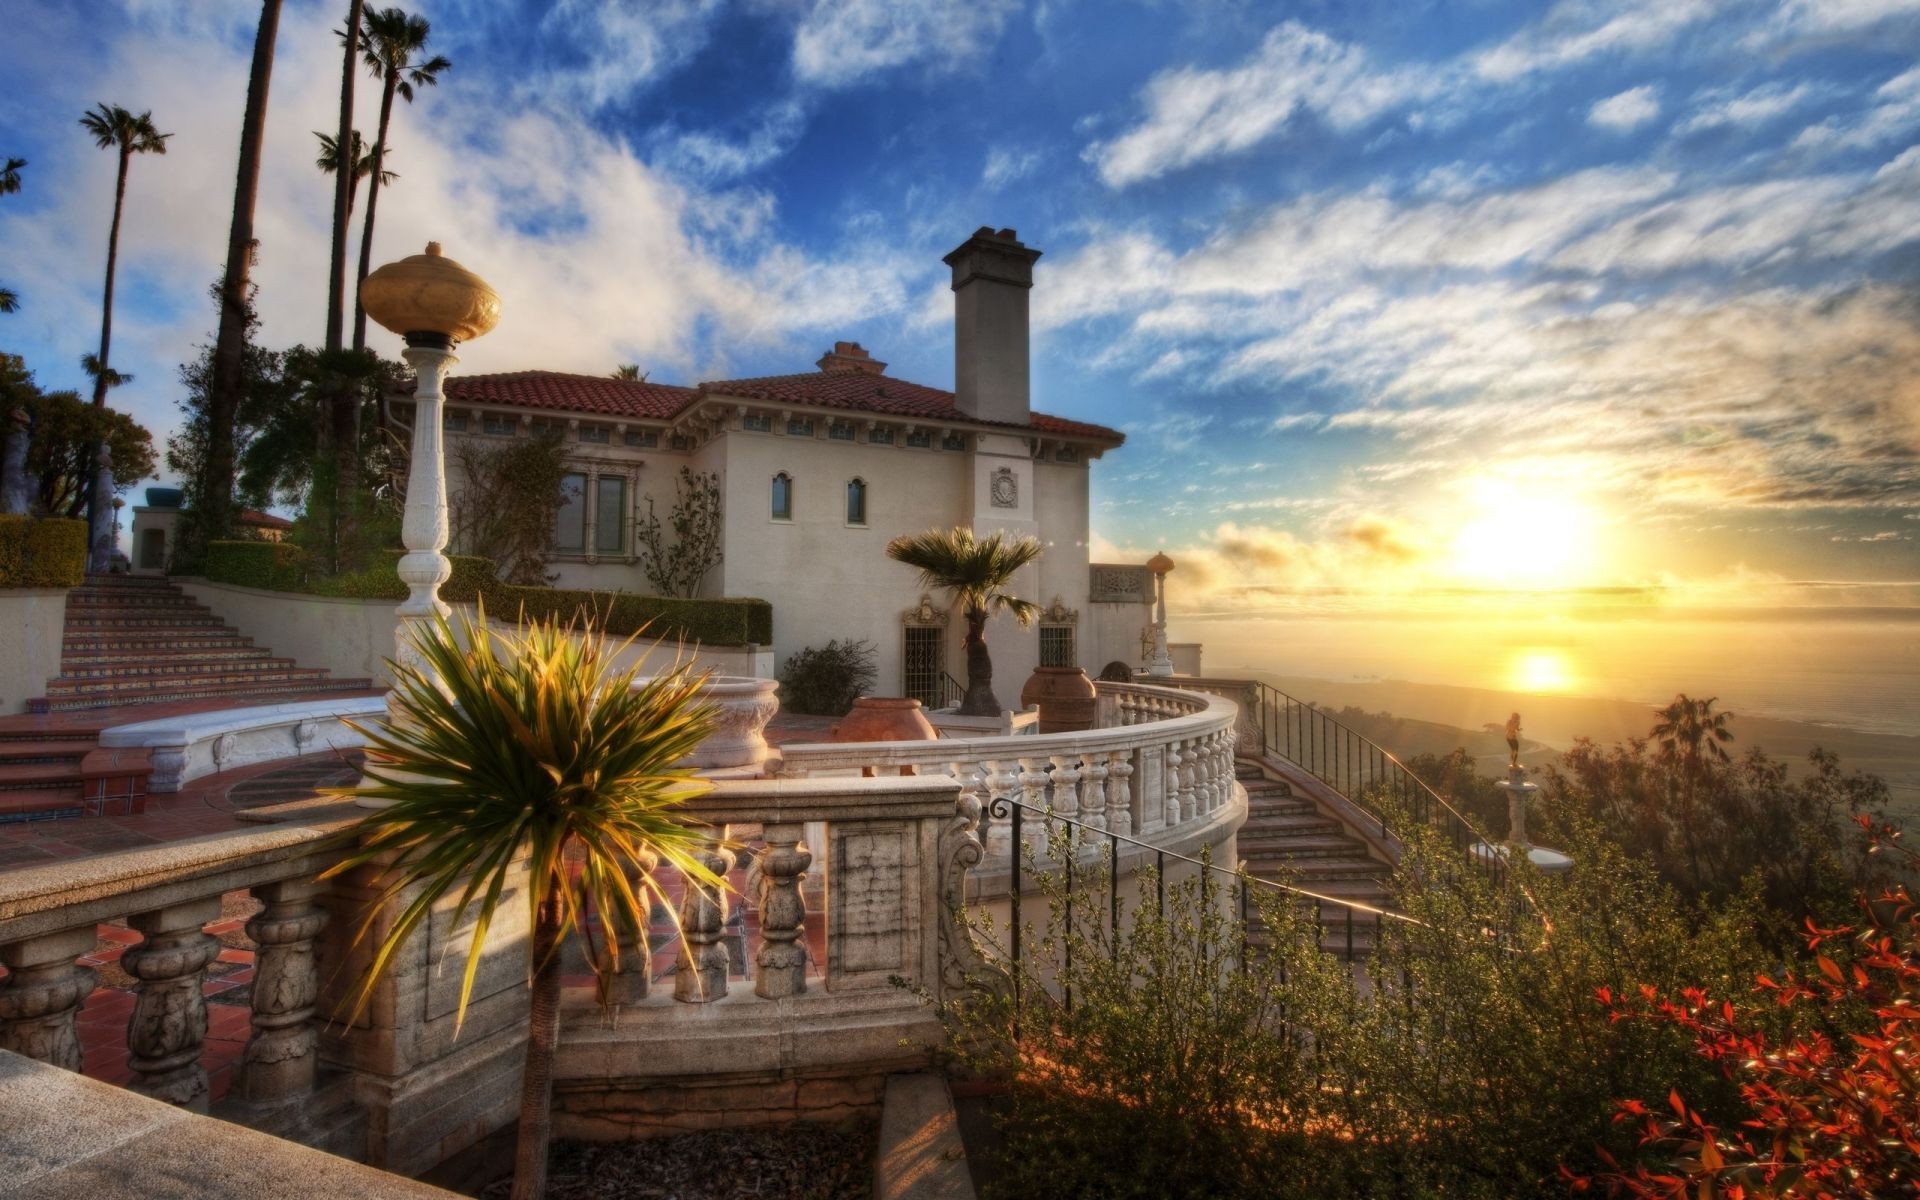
[432,365,1124,444]
[443,371,697,420]
[238,508,292,531]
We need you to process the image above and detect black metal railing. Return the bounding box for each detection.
[938,672,966,711]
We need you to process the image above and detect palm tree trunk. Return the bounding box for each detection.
[205,0,283,553]
[511,887,564,1200]
[960,607,999,716]
[326,0,363,354]
[85,147,131,572]
[352,73,398,353]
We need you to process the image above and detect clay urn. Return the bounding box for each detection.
[1021,666,1098,734]
[829,697,939,744]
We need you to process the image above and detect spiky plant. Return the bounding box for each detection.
[324,604,724,1200]
[886,525,1043,716]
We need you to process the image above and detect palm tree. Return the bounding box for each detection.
[351,6,449,352]
[1,157,21,311]
[1651,694,1735,892]
[204,0,285,550]
[326,608,723,1200]
[323,0,366,574]
[610,364,646,381]
[80,103,170,571]
[314,130,392,219]
[887,525,1043,715]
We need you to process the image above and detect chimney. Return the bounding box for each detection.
[816,341,887,375]
[944,226,1041,425]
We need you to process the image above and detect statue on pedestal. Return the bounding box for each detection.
[1504,712,1522,773]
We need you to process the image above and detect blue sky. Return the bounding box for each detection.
[3,0,1918,606]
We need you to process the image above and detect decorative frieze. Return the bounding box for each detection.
[1089,564,1152,605]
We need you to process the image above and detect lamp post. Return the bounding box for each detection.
[110,497,125,568]
[359,242,501,679]
[1146,551,1175,678]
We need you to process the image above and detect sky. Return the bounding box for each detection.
[3,0,1918,614]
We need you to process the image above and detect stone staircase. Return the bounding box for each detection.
[31,576,373,714]
[1234,760,1395,960]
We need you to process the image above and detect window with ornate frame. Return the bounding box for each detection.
[787,417,815,437]
[905,430,932,449]
[624,429,659,448]
[579,424,610,444]
[941,432,969,451]
[482,414,516,437]
[845,477,867,526]
[743,413,774,433]
[594,476,626,554]
[1037,597,1079,668]
[902,593,948,709]
[442,411,469,432]
[828,421,856,442]
[771,472,793,521]
[867,426,894,445]
[555,473,587,552]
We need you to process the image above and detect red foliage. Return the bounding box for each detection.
[1569,818,1920,1199]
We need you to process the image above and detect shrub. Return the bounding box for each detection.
[0,516,88,588]
[490,585,771,647]
[778,639,877,715]
[204,539,306,591]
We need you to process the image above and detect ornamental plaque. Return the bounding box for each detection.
[1089,564,1152,604]
[989,466,1018,509]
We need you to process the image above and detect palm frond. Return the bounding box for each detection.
[886,525,1044,615]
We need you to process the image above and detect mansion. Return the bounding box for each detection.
[433,228,1161,703]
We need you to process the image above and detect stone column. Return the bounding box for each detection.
[238,880,328,1105]
[1163,741,1183,826]
[0,406,32,515]
[123,897,221,1110]
[1105,750,1134,837]
[755,824,811,999]
[674,842,735,1003]
[1147,568,1174,678]
[1078,754,1109,833]
[394,342,458,679]
[0,927,98,1071]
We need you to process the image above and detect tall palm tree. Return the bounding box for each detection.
[887,526,1043,715]
[326,607,723,1200]
[80,103,170,571]
[204,0,285,550]
[314,130,392,219]
[351,6,449,352]
[0,157,23,314]
[1651,694,1735,892]
[324,0,367,574]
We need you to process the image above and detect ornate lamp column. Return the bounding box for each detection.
[360,242,501,679]
[1146,551,1175,678]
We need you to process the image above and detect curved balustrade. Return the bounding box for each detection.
[773,681,1243,862]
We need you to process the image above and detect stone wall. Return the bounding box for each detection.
[0,588,67,713]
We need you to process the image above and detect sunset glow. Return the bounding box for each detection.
[1449,480,1601,588]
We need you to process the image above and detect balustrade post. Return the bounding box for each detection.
[675,841,736,1003]
[755,823,811,999]
[1163,741,1183,825]
[598,850,658,1009]
[237,879,328,1105]
[1078,754,1108,833]
[1106,750,1134,837]
[985,760,1021,858]
[123,896,222,1110]
[1018,758,1051,830]
[0,927,98,1071]
[1207,731,1228,811]
[1047,754,1081,822]
[1180,737,1201,822]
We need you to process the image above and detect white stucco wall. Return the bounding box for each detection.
[175,579,405,683]
[0,590,70,714]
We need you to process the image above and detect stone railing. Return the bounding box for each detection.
[773,680,1241,863]
[0,774,985,1169]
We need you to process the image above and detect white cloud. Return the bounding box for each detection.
[1793,65,1920,150]
[524,0,724,110]
[1588,85,1661,131]
[1763,0,1920,40]
[654,100,809,182]
[1084,23,1432,188]
[982,146,1042,189]
[1674,81,1815,134]
[1473,0,1728,82]
[791,0,1020,89]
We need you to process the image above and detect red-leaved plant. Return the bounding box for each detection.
[1569,817,1920,1198]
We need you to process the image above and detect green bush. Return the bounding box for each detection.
[204,540,306,591]
[0,516,87,589]
[778,639,877,715]
[489,585,772,647]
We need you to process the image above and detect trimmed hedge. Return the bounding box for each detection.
[0,517,88,589]
[201,539,771,647]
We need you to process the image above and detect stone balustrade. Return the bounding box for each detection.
[773,681,1242,867]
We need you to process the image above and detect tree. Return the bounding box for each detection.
[325,608,723,1200]
[1650,694,1735,893]
[2,356,155,519]
[351,6,449,352]
[79,103,170,569]
[886,525,1042,716]
[325,0,368,573]
[204,0,284,551]
[314,129,391,219]
[1,155,23,313]
[610,364,646,381]
[448,427,571,584]
[636,467,724,598]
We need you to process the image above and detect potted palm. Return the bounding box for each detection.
[887,526,1043,717]
[324,604,725,1200]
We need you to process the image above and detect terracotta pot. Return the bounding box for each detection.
[1021,666,1098,734]
[829,697,939,744]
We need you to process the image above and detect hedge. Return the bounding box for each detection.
[202,540,771,647]
[0,517,88,589]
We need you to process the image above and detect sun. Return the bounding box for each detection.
[1509,648,1578,694]
[1448,478,1599,587]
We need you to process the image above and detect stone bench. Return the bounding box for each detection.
[98,696,389,792]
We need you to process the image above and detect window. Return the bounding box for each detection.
[1056,446,1080,463]
[942,432,969,451]
[443,411,469,433]
[903,626,946,709]
[595,476,626,554]
[828,421,856,442]
[867,426,894,445]
[531,418,566,438]
[554,473,587,552]
[482,414,516,437]
[905,430,932,449]
[787,417,815,437]
[624,429,658,448]
[669,433,693,451]
[743,413,773,433]
[579,424,610,444]
[1040,625,1077,669]
[845,478,867,525]
[770,472,792,521]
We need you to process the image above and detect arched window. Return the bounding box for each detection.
[771,472,793,521]
[846,478,867,526]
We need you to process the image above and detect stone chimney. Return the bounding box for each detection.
[944,227,1041,425]
[816,341,887,375]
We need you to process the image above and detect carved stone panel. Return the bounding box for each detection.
[829,823,919,988]
[989,466,1018,509]
[1137,744,1166,831]
[426,882,529,1021]
[1090,564,1152,604]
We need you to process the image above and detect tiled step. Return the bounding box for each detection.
[0,786,87,822]
[45,666,336,696]
[66,592,213,609]
[65,631,256,650]
[63,614,229,630]
[0,738,97,765]
[62,645,274,668]
[1238,831,1371,858]
[29,677,375,714]
[56,656,298,681]
[0,761,86,791]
